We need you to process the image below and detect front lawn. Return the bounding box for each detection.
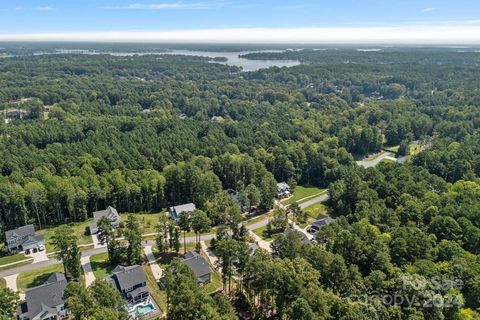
[281,186,326,205]
[303,202,328,220]
[37,220,93,252]
[252,225,279,241]
[0,278,6,289]
[0,253,29,266]
[16,264,64,292]
[90,253,114,280]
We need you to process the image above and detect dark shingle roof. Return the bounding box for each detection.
[109,265,147,292]
[312,214,334,229]
[181,251,211,279]
[5,225,35,240]
[23,273,67,319]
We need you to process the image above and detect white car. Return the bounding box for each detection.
[38,245,45,251]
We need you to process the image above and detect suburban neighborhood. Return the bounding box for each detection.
[0,181,333,320]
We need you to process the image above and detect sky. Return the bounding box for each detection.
[0,0,479,43]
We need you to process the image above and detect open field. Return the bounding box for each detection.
[16,263,63,292]
[37,221,93,252]
[121,212,166,234]
[281,186,326,205]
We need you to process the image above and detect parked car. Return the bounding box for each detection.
[38,245,45,251]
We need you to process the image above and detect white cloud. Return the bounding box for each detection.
[1,24,480,44]
[103,2,210,10]
[36,6,55,11]
[422,7,436,12]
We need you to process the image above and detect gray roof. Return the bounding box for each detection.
[93,206,120,222]
[22,273,67,319]
[311,214,334,229]
[168,203,196,220]
[108,265,147,292]
[181,251,211,279]
[6,224,35,240]
[277,182,290,192]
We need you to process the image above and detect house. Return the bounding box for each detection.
[181,251,211,285]
[18,272,68,320]
[89,206,121,234]
[106,265,150,306]
[308,214,334,234]
[5,225,45,253]
[168,203,196,222]
[276,182,291,199]
[210,116,223,122]
[3,108,29,119]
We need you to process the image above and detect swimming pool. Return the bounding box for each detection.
[128,303,156,318]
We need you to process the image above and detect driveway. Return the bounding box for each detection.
[200,241,219,270]
[81,256,96,287]
[144,246,163,281]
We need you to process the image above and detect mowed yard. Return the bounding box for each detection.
[16,264,64,292]
[37,220,93,252]
[281,186,326,205]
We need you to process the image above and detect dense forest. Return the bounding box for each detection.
[1,45,480,319]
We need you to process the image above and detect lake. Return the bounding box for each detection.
[161,50,301,71]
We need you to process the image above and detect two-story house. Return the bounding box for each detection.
[18,272,68,320]
[5,225,45,253]
[167,203,196,222]
[89,206,121,235]
[106,265,150,306]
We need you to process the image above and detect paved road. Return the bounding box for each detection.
[0,258,60,278]
[299,193,329,209]
[356,151,395,168]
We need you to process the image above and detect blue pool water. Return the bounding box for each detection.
[128,303,155,318]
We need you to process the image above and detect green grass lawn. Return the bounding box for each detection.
[252,226,276,241]
[17,264,64,292]
[90,253,114,280]
[410,144,423,155]
[281,186,326,205]
[121,212,166,234]
[243,211,274,227]
[142,264,167,312]
[303,202,328,220]
[384,145,400,152]
[0,277,6,289]
[0,253,30,266]
[37,220,93,253]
